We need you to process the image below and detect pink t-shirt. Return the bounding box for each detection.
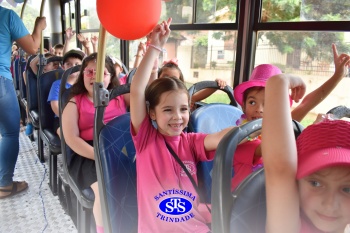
[131,116,215,233]
[119,74,127,85]
[231,139,262,191]
[75,93,126,141]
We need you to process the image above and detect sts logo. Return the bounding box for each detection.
[159,198,192,215]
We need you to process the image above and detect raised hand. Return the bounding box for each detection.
[65,27,75,41]
[150,18,172,49]
[90,35,98,46]
[137,42,146,56]
[215,78,227,89]
[332,43,350,78]
[77,34,91,49]
[287,75,306,103]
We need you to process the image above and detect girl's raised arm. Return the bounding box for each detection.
[262,74,305,233]
[291,44,350,122]
[130,18,172,134]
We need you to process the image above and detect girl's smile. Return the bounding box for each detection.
[150,90,189,136]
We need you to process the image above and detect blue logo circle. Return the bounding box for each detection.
[159,197,192,215]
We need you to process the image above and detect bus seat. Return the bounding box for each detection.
[188,103,243,203]
[59,65,95,233]
[12,57,20,94]
[211,119,303,233]
[19,55,32,110]
[187,80,239,110]
[13,56,27,125]
[38,68,64,195]
[327,105,350,119]
[126,67,137,84]
[94,83,138,233]
[25,57,44,161]
[230,168,266,233]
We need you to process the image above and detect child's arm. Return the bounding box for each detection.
[291,44,350,122]
[62,27,75,55]
[130,19,172,134]
[29,54,39,75]
[77,34,92,55]
[133,42,146,69]
[191,78,228,105]
[51,101,59,116]
[61,99,94,160]
[90,35,98,53]
[262,74,306,233]
[203,126,235,151]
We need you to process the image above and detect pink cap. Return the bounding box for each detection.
[234,64,293,107]
[296,120,350,179]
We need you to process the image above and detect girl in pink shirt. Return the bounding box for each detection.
[62,53,129,233]
[231,45,350,191]
[262,74,350,233]
[130,19,233,233]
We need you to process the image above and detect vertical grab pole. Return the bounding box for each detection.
[93,24,111,233]
[95,26,107,83]
[37,0,46,78]
[20,0,27,19]
[39,0,46,54]
[37,0,47,163]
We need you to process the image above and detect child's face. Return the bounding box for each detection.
[115,64,123,76]
[159,67,181,79]
[43,62,59,73]
[150,90,189,136]
[83,61,111,96]
[243,89,265,121]
[54,48,63,57]
[299,166,350,233]
[63,57,82,70]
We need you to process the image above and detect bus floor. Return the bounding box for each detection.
[0,126,77,233]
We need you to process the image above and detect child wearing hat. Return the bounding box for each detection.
[47,48,85,136]
[231,44,350,190]
[262,73,350,233]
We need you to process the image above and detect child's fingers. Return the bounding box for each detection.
[166,18,172,26]
[332,43,339,60]
[291,86,305,103]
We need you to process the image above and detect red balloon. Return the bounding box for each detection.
[97,0,161,40]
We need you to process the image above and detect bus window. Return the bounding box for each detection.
[158,0,237,24]
[256,31,350,126]
[261,0,350,22]
[129,30,237,104]
[64,1,76,30]
[80,0,99,30]
[195,0,237,23]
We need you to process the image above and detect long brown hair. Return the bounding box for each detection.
[69,53,120,98]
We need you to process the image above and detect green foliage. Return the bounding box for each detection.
[261,0,350,65]
[262,0,301,22]
[202,92,230,104]
[300,0,350,20]
[212,31,234,41]
[194,36,208,47]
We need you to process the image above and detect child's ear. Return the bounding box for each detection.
[242,102,246,112]
[149,109,156,120]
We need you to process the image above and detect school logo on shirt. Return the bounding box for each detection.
[154,189,196,223]
[180,161,196,177]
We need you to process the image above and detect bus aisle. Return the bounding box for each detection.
[0,125,76,233]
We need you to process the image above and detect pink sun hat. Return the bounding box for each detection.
[296,120,350,179]
[234,64,291,106]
